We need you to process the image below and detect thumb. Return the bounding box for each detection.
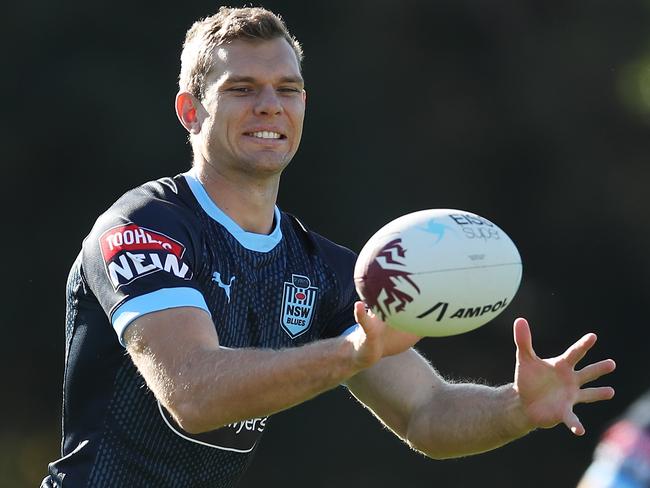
[354,302,375,333]
[513,317,537,360]
[353,301,367,327]
[354,301,381,339]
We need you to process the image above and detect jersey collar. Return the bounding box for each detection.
[183,168,283,253]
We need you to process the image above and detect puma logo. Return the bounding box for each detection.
[212,272,235,303]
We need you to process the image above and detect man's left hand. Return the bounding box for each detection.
[513,317,616,436]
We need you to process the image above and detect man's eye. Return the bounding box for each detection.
[229,87,252,93]
[278,87,301,93]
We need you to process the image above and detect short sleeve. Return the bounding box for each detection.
[325,274,359,338]
[82,182,210,346]
[309,232,359,339]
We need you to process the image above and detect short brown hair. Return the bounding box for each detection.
[179,6,304,100]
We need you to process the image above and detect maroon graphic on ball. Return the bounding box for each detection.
[356,238,420,321]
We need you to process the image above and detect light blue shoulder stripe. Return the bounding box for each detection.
[112,287,210,347]
[183,169,282,253]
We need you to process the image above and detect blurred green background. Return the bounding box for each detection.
[3,0,649,486]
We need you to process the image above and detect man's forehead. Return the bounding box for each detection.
[209,38,302,83]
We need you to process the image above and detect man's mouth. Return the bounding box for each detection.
[245,131,286,140]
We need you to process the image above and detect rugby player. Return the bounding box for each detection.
[43,7,616,487]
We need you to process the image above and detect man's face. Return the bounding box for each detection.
[195,37,306,177]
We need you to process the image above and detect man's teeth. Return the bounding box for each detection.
[249,131,282,139]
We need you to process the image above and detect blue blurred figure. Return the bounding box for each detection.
[579,389,650,487]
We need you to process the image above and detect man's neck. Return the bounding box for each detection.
[193,162,280,235]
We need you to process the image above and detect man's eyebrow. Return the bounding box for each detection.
[222,75,256,84]
[222,75,304,85]
[278,76,304,85]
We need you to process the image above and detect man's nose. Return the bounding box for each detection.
[254,85,283,116]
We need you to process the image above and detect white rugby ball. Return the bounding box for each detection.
[354,209,522,337]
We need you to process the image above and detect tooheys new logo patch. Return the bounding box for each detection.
[99,224,192,289]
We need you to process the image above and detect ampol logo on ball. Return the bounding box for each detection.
[416,299,510,322]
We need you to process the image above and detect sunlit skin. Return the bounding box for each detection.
[351,305,616,442]
[511,318,616,435]
[176,37,305,234]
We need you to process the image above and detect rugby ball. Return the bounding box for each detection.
[354,209,522,337]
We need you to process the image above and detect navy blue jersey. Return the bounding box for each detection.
[44,169,358,487]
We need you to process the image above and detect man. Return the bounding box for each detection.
[43,7,616,487]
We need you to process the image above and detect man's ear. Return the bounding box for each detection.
[175,92,203,134]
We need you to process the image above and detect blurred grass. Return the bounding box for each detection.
[618,53,650,117]
[0,427,60,487]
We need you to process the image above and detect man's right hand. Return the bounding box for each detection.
[350,301,421,371]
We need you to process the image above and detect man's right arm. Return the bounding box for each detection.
[124,304,413,433]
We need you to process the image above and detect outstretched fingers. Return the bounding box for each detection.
[512,319,616,435]
[576,359,617,385]
[578,386,616,404]
[563,410,585,436]
[562,333,598,367]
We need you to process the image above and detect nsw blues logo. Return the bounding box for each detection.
[280,274,318,338]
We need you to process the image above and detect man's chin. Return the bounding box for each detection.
[242,155,293,176]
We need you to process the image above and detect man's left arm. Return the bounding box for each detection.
[345,316,616,459]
